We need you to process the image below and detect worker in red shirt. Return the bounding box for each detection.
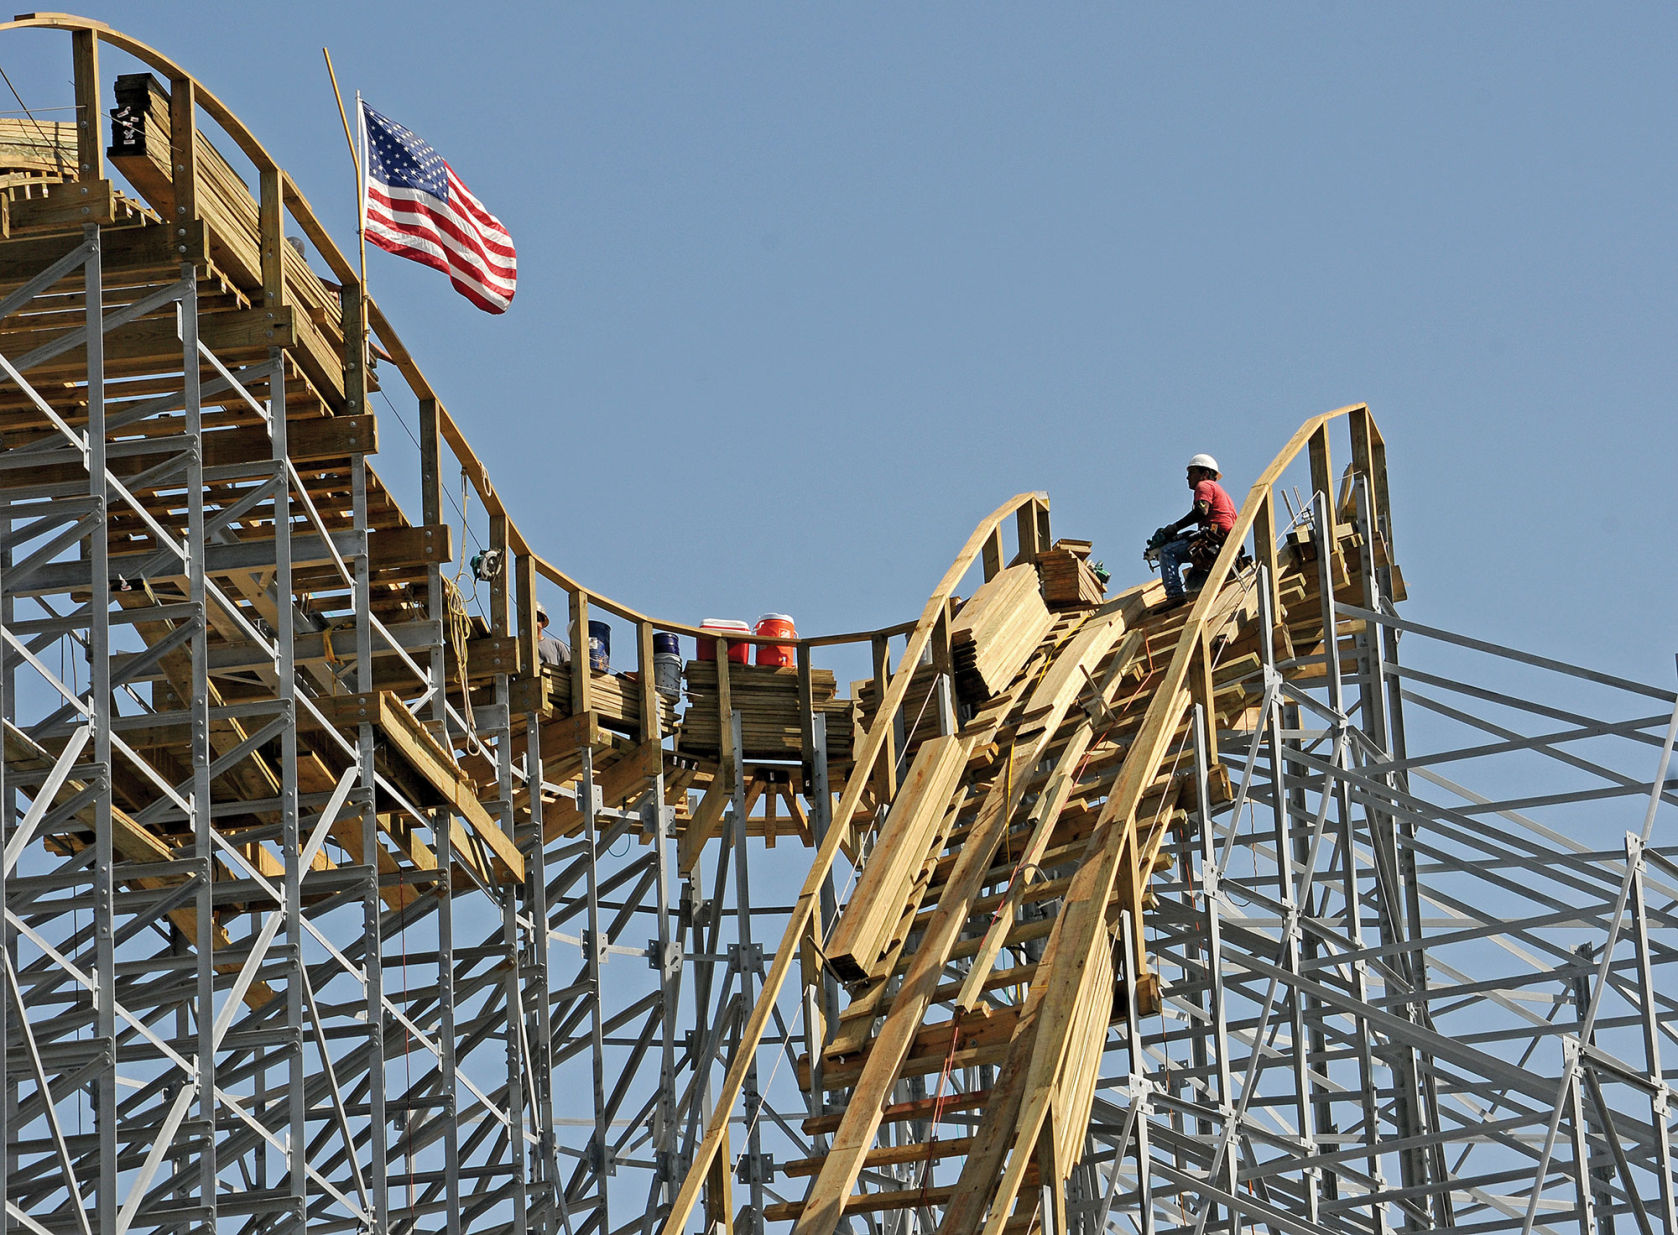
[1147,453,1237,610]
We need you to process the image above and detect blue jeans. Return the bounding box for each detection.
[1157,533,1201,600]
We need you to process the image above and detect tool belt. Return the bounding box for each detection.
[1187,528,1227,570]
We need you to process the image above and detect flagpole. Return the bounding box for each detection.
[322,49,369,386]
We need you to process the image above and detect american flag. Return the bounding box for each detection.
[361,101,517,314]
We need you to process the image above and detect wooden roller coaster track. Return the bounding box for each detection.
[3,15,1675,1235]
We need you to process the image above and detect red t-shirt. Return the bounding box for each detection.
[1194,479,1237,533]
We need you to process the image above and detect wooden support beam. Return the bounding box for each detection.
[3,179,117,232]
[71,29,100,182]
[169,76,197,240]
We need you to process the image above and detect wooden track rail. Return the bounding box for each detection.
[0,16,1417,1235]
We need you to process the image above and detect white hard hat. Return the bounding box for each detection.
[1187,453,1220,473]
[536,604,550,624]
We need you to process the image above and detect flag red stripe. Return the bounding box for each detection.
[367,185,517,286]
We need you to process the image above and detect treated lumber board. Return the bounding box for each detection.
[678,779,732,875]
[793,619,1131,1235]
[302,690,522,885]
[0,305,296,376]
[949,563,1054,701]
[824,734,968,983]
[0,117,75,175]
[5,178,118,231]
[2,414,377,494]
[1035,546,1105,610]
[657,494,1052,1235]
[540,740,663,841]
[824,1003,1017,1071]
[16,524,444,598]
[783,1135,976,1178]
[802,1090,991,1138]
[0,216,207,286]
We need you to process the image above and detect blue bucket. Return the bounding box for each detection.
[652,632,680,657]
[588,620,610,672]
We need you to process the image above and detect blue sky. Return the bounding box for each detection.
[7,4,1674,684]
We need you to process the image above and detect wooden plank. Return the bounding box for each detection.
[541,740,662,841]
[791,619,1129,1235]
[5,179,117,231]
[678,779,731,875]
[657,493,1068,1235]
[0,305,296,369]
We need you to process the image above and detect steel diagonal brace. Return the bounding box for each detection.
[12,275,190,374]
[3,508,105,589]
[0,349,88,460]
[2,953,94,1235]
[113,1079,197,1235]
[0,237,95,322]
[298,763,360,873]
[1521,690,1678,1234]
[3,722,91,873]
[210,910,284,1049]
[10,905,371,1213]
[1,631,92,719]
[5,1202,60,1235]
[300,967,373,1213]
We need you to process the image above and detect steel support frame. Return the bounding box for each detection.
[1064,526,1676,1233]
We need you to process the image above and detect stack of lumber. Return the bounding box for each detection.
[677,662,855,762]
[949,563,1054,703]
[854,661,945,752]
[107,73,350,403]
[824,735,968,982]
[541,665,679,736]
[1036,538,1106,610]
[0,118,75,187]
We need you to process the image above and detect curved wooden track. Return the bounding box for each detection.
[0,16,1407,1235]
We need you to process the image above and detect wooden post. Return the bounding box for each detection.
[715,636,734,790]
[1015,503,1043,564]
[488,514,510,638]
[515,552,537,678]
[1190,642,1219,772]
[636,621,659,745]
[871,633,897,804]
[1255,492,1283,650]
[419,398,446,724]
[703,1126,734,1235]
[796,643,816,789]
[981,525,1005,582]
[1350,405,1392,549]
[1308,424,1333,513]
[569,590,592,716]
[71,30,101,182]
[167,78,198,232]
